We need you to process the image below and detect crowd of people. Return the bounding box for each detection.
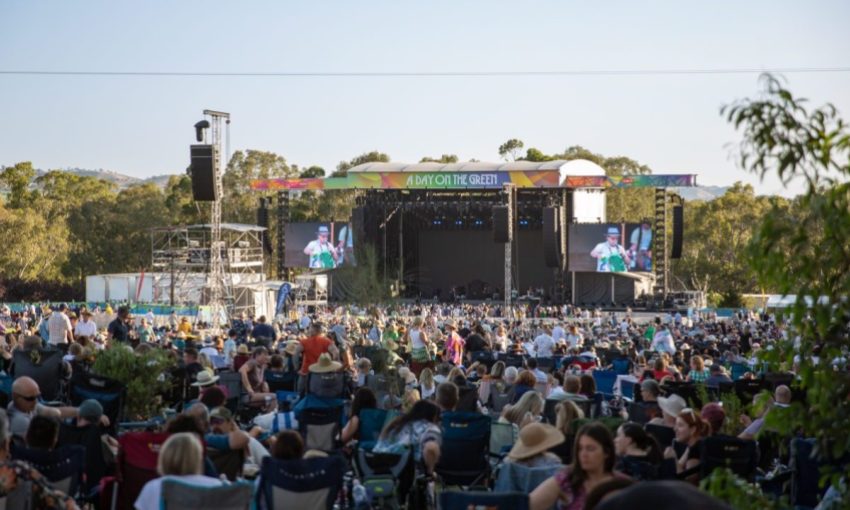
[0,300,845,509]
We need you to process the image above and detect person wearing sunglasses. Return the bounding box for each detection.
[7,376,108,439]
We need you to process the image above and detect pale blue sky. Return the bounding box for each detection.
[1,0,848,196]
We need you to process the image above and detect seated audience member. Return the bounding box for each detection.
[0,410,78,510]
[685,355,710,383]
[649,393,687,428]
[373,400,442,474]
[700,402,726,436]
[340,387,379,444]
[579,374,597,399]
[183,404,250,453]
[270,430,304,460]
[199,386,227,409]
[8,377,107,438]
[418,367,436,399]
[530,423,629,510]
[134,433,225,510]
[500,391,544,430]
[209,407,269,466]
[704,363,733,388]
[435,382,459,412]
[549,375,588,403]
[239,346,277,411]
[354,358,372,388]
[506,422,564,467]
[232,344,251,372]
[510,370,538,404]
[739,384,791,440]
[613,422,663,479]
[550,400,585,462]
[663,408,710,483]
[25,415,60,450]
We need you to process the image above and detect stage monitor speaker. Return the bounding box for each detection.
[190,144,217,201]
[671,204,684,259]
[492,206,511,243]
[543,206,561,268]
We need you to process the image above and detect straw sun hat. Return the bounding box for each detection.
[658,394,687,418]
[507,423,565,461]
[191,370,220,387]
[309,353,342,373]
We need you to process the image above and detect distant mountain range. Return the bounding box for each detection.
[673,185,729,201]
[33,168,176,190]
[24,168,731,200]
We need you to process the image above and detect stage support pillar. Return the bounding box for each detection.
[276,191,290,280]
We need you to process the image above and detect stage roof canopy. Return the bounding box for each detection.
[348,159,607,181]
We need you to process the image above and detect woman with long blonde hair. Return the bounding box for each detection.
[500,391,544,429]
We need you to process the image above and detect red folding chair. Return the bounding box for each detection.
[100,432,169,510]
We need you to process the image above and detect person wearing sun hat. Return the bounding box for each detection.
[308,353,343,374]
[505,422,565,468]
[590,226,631,272]
[650,393,687,428]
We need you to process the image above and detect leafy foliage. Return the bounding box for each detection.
[92,345,175,420]
[701,468,787,510]
[725,75,850,495]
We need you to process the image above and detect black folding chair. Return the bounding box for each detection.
[68,372,126,435]
[11,348,66,401]
[435,412,491,488]
[699,435,758,481]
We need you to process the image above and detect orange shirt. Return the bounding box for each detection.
[299,335,333,375]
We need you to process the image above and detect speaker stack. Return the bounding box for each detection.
[492,206,511,243]
[671,204,683,259]
[543,206,561,268]
[190,144,218,201]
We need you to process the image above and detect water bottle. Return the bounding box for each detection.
[352,479,369,509]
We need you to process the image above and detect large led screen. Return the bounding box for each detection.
[568,222,654,272]
[284,222,355,268]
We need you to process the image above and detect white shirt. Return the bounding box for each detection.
[48,312,72,345]
[565,333,582,350]
[200,346,219,359]
[135,475,225,510]
[74,319,97,337]
[551,326,566,343]
[651,329,676,354]
[533,334,556,358]
[145,311,155,325]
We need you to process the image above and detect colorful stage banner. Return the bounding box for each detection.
[562,175,697,188]
[251,172,697,191]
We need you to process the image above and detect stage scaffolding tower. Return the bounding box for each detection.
[503,183,514,315]
[204,110,231,327]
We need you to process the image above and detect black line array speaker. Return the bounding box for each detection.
[492,206,511,243]
[190,144,217,201]
[671,204,684,259]
[543,206,561,268]
[257,198,272,254]
[351,206,367,245]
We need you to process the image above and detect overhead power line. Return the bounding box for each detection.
[1,67,849,78]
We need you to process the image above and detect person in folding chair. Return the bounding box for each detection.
[530,423,628,510]
[0,410,78,510]
[7,377,108,440]
[238,346,277,413]
[373,400,442,474]
[134,432,227,510]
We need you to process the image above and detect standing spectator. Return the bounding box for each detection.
[534,325,556,358]
[48,304,73,347]
[251,316,276,345]
[295,323,339,377]
[107,306,131,343]
[74,309,97,339]
[443,320,464,366]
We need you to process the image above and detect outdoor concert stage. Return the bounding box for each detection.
[252,160,696,306]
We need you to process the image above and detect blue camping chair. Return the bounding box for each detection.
[258,455,346,510]
[592,370,618,398]
[435,412,491,487]
[68,372,126,435]
[357,408,388,451]
[10,444,86,498]
[296,398,344,453]
[440,491,529,510]
[621,380,636,400]
[161,479,252,510]
[494,462,562,493]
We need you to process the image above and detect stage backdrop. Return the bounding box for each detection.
[416,230,554,300]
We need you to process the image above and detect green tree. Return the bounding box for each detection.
[0,202,69,280]
[299,166,326,178]
[223,150,295,224]
[164,174,206,225]
[498,139,524,161]
[670,183,781,300]
[419,154,459,163]
[523,147,554,162]
[334,151,390,177]
[726,75,850,499]
[0,161,36,208]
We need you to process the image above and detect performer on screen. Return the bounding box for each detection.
[629,220,653,271]
[590,226,631,272]
[303,225,339,269]
[336,223,355,266]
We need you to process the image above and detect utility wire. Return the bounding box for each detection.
[1,67,849,77]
